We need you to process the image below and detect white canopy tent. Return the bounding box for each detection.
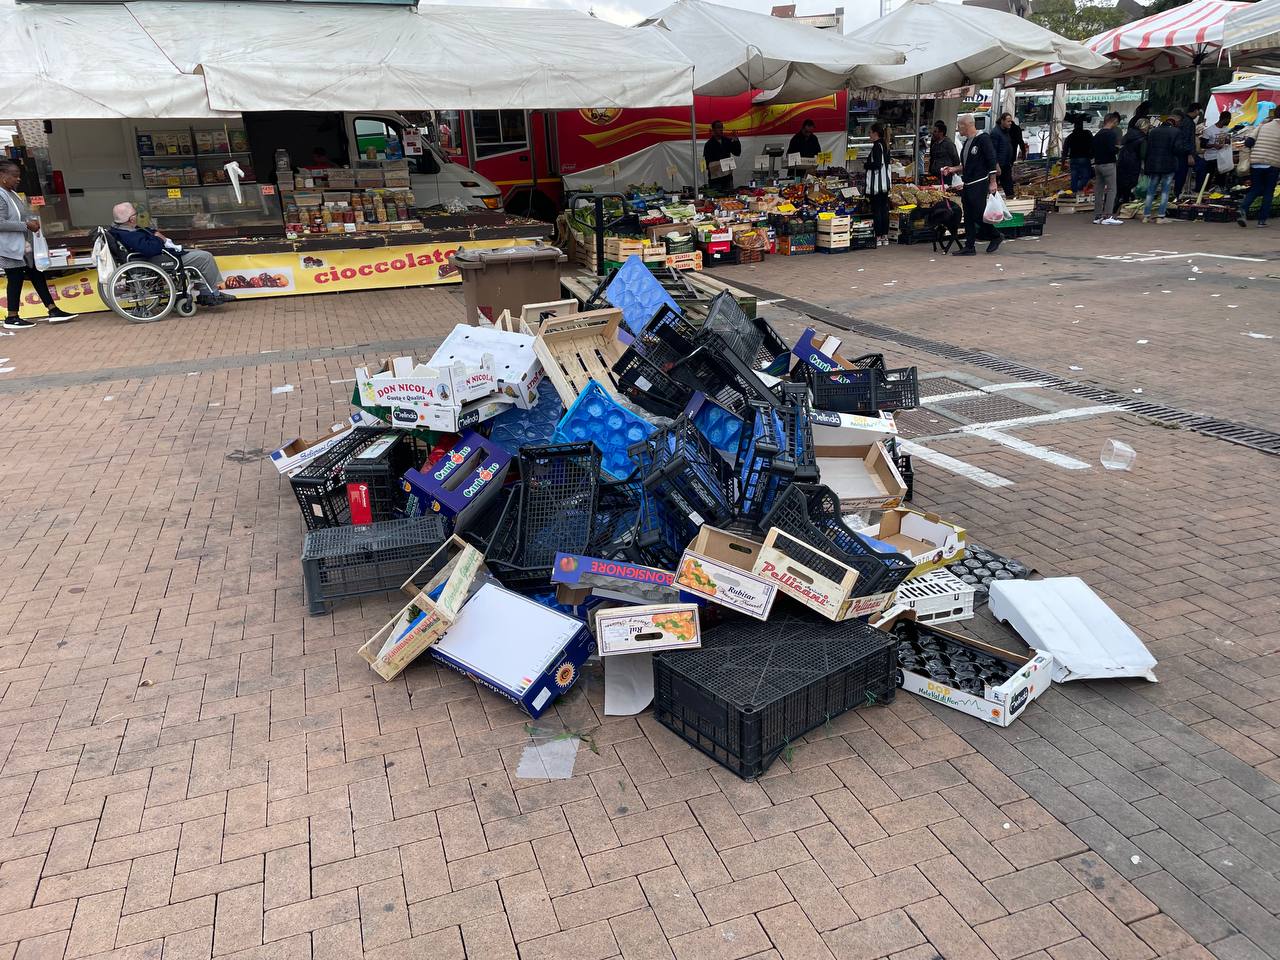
[0,0,227,118]
[643,0,903,100]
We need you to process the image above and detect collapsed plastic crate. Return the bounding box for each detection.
[630,416,737,532]
[896,453,914,502]
[341,431,419,524]
[552,380,653,481]
[589,478,684,569]
[301,514,450,616]
[484,391,563,455]
[774,382,818,482]
[799,362,919,414]
[685,392,743,463]
[483,443,603,591]
[761,484,915,598]
[653,608,896,778]
[699,291,790,375]
[600,256,682,336]
[735,403,795,528]
[612,347,695,418]
[290,427,391,530]
[669,344,780,418]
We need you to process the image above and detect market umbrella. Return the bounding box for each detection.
[848,0,1110,95]
[0,0,225,118]
[642,0,904,100]
[128,2,696,111]
[1006,0,1279,96]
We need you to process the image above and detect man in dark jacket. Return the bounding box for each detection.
[928,121,960,183]
[1064,119,1094,194]
[1143,118,1180,222]
[786,119,820,161]
[1117,123,1145,203]
[1092,112,1122,224]
[109,201,233,305]
[990,118,1014,196]
[941,113,1001,256]
[1174,103,1200,196]
[703,120,741,193]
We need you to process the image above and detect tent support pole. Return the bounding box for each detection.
[1194,63,1202,102]
[913,75,922,184]
[690,97,698,198]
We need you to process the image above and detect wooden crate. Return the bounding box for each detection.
[532,309,628,406]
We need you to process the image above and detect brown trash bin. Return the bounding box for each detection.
[452,244,566,324]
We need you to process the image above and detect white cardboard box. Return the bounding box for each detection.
[356,354,497,410]
[809,408,899,446]
[429,324,544,410]
[385,394,515,432]
[859,508,967,577]
[814,441,908,513]
[592,604,701,656]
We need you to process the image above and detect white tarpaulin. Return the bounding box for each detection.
[989,577,1158,684]
[644,0,903,101]
[850,0,1110,94]
[130,2,696,112]
[0,0,226,118]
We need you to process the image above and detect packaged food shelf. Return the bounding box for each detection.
[761,483,915,598]
[735,404,795,528]
[301,515,450,615]
[890,568,975,625]
[653,609,896,778]
[631,415,737,531]
[799,362,919,414]
[341,431,419,524]
[290,427,389,530]
[483,443,603,591]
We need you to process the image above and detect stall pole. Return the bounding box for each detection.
[1194,63,1202,102]
[913,75,922,184]
[1048,82,1067,158]
[690,69,699,198]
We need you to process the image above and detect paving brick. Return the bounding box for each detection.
[552,877,647,928]
[757,902,836,960]
[1132,872,1236,944]
[607,908,675,960]
[515,918,619,960]
[358,876,411,950]
[778,860,856,932]
[669,916,772,960]
[992,824,1088,870]
[906,895,998,960]
[974,904,1079,960]
[213,882,263,955]
[823,908,926,960]
[841,866,937,919]
[1058,853,1158,923]
[918,854,1007,923]
[1051,891,1153,960]
[930,818,1014,881]
[583,836,673,885]
[740,797,827,841]
[872,794,958,835]
[499,869,559,943]
[65,891,123,958]
[856,828,948,877]
[262,890,359,943]
[1066,817,1161,881]
[719,833,811,881]
[115,896,215,948]
[638,864,708,938]
[1133,796,1227,854]
[796,823,872,888]
[984,864,1083,914]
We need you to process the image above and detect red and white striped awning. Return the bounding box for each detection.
[1008,0,1252,87]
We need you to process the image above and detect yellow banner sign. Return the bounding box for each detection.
[17,237,532,319]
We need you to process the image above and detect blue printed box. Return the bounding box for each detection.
[402,430,512,529]
[551,552,689,606]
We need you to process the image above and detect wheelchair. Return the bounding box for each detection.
[94,227,209,323]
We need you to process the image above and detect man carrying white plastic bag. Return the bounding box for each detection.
[940,114,1004,256]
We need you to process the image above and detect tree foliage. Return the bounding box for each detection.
[1029,0,1129,41]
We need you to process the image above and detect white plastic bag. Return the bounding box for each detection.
[983,192,1011,224]
[91,229,116,286]
[31,229,51,271]
[950,174,964,189]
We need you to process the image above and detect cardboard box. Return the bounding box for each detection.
[708,157,737,178]
[592,603,701,655]
[859,508,966,576]
[356,354,497,410]
[809,408,898,446]
[359,538,489,680]
[665,251,703,271]
[520,299,579,332]
[884,612,1053,726]
[429,324,544,410]
[754,527,897,622]
[551,553,685,605]
[813,441,907,513]
[401,430,513,529]
[817,214,852,232]
[270,412,381,476]
[385,394,515,433]
[431,582,593,717]
[790,327,877,376]
[532,309,628,406]
[675,527,777,621]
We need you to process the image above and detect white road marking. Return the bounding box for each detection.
[967,428,1092,470]
[897,439,1014,489]
[957,405,1119,432]
[924,389,984,403]
[1098,249,1268,264]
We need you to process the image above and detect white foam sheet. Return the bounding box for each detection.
[604,653,654,716]
[988,577,1158,683]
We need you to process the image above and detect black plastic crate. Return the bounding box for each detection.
[653,608,896,778]
[800,362,919,414]
[698,291,789,375]
[485,443,602,591]
[341,431,418,524]
[670,344,780,418]
[590,478,685,569]
[290,427,390,530]
[761,484,915,597]
[896,453,914,502]
[774,382,818,482]
[631,416,737,532]
[301,514,450,615]
[735,404,795,528]
[612,347,694,418]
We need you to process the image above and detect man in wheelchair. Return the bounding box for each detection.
[109,203,235,307]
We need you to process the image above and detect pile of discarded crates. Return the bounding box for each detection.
[272,255,1156,779]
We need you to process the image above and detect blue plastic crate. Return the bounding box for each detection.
[486,391,564,455]
[684,392,743,463]
[631,416,737,531]
[604,255,682,336]
[735,405,795,527]
[552,380,655,481]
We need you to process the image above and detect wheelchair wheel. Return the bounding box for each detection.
[175,295,197,318]
[107,262,175,323]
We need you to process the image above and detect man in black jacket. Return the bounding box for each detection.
[941,113,1001,255]
[1143,118,1180,223]
[703,121,741,193]
[786,119,820,161]
[1174,103,1200,196]
[928,121,960,183]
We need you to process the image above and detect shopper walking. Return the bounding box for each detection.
[0,160,77,329]
[1237,114,1280,228]
[991,116,1014,197]
[865,123,892,246]
[1064,119,1094,195]
[1142,118,1180,223]
[1092,113,1122,225]
[940,113,1000,257]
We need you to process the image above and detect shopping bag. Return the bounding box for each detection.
[32,229,51,272]
[949,174,964,189]
[92,229,116,287]
[983,192,1011,224]
[1135,174,1150,197]
[1235,146,1253,177]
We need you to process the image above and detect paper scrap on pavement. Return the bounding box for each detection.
[516,737,579,779]
[604,652,654,716]
[272,385,294,394]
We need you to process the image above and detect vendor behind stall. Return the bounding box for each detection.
[786,119,820,161]
[703,121,741,192]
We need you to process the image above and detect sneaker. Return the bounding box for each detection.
[46,307,78,323]
[1259,221,1268,228]
[1101,217,1123,225]
[215,291,237,302]
[1237,215,1248,228]
[1141,215,1151,223]
[3,317,35,330]
[1092,217,1103,224]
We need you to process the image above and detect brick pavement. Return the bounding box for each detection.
[0,214,1276,959]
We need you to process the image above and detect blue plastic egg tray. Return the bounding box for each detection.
[684,392,742,462]
[552,380,655,480]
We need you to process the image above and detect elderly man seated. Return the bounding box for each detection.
[109,202,234,306]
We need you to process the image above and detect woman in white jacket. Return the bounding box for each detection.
[0,159,77,329]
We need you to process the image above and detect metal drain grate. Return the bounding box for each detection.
[934,394,1045,425]
[893,408,962,439]
[918,376,975,398]
[735,283,1280,457]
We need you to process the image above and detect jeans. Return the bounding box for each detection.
[1143,172,1175,217]
[1093,164,1117,219]
[1240,165,1280,224]
[1069,157,1093,194]
[5,265,54,316]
